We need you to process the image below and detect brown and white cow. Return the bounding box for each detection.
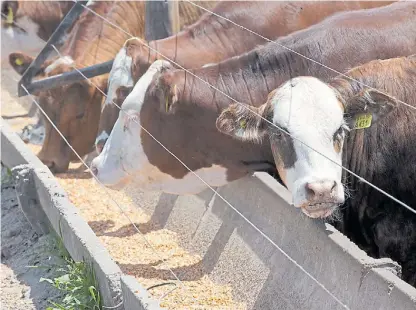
[90,1,416,195]
[8,1,214,173]
[1,1,74,60]
[97,0,394,153]
[217,55,416,286]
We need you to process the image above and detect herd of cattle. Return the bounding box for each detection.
[2,1,416,288]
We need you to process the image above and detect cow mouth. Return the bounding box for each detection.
[300,202,338,219]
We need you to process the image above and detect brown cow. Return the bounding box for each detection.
[217,55,416,286]
[1,1,74,59]
[8,1,215,173]
[97,0,394,153]
[90,1,416,196]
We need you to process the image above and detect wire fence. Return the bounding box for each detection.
[6,0,416,308]
[79,1,416,214]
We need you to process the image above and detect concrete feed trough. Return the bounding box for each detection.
[2,117,416,309]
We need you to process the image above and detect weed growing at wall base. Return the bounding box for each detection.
[39,234,102,310]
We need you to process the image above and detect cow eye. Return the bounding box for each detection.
[333,125,346,142]
[76,112,85,119]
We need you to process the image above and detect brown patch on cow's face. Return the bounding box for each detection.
[32,62,104,173]
[96,85,133,154]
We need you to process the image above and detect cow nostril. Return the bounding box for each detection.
[305,180,336,200]
[306,183,316,198]
[95,140,106,154]
[90,164,98,177]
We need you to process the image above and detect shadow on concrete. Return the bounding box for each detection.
[88,219,160,237]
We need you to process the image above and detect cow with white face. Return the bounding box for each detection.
[217,56,416,287]
[217,77,354,218]
[90,60,191,191]
[217,58,415,220]
[95,44,135,153]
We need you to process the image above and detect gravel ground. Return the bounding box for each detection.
[1,164,65,310]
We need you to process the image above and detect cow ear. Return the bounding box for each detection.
[156,71,179,114]
[2,1,18,26]
[216,102,270,143]
[9,52,34,75]
[344,89,398,130]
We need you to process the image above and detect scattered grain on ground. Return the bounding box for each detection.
[1,67,246,310]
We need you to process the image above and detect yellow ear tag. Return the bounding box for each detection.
[165,95,169,112]
[165,85,177,112]
[354,113,372,129]
[6,7,14,25]
[15,58,23,66]
[240,119,247,129]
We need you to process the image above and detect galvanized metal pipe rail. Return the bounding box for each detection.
[17,0,88,96]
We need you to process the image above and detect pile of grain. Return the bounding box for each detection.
[1,72,246,309]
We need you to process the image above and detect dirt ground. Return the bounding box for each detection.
[1,164,65,310]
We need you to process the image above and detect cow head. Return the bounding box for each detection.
[9,51,105,173]
[91,60,176,190]
[217,77,398,218]
[91,59,248,194]
[96,37,153,154]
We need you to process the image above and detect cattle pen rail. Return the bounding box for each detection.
[4,0,416,309]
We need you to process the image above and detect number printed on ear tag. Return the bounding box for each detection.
[354,113,372,129]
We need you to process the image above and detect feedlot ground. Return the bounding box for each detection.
[1,165,65,310]
[1,65,245,309]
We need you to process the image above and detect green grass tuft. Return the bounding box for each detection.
[40,232,102,310]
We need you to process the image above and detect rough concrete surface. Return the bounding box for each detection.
[121,275,165,310]
[1,164,65,310]
[124,172,416,310]
[1,121,125,309]
[2,119,167,309]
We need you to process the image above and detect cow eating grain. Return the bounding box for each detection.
[8,1,214,173]
[90,1,416,195]
[217,55,416,286]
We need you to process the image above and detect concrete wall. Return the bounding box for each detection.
[123,172,416,309]
[1,118,158,310]
[2,117,416,309]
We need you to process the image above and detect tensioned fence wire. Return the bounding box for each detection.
[79,1,416,215]
[11,0,416,307]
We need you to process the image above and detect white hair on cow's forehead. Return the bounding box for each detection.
[86,0,95,7]
[271,76,343,131]
[44,56,74,74]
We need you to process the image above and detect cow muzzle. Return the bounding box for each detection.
[296,179,345,218]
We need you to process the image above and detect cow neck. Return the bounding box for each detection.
[63,1,145,69]
[179,37,336,114]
